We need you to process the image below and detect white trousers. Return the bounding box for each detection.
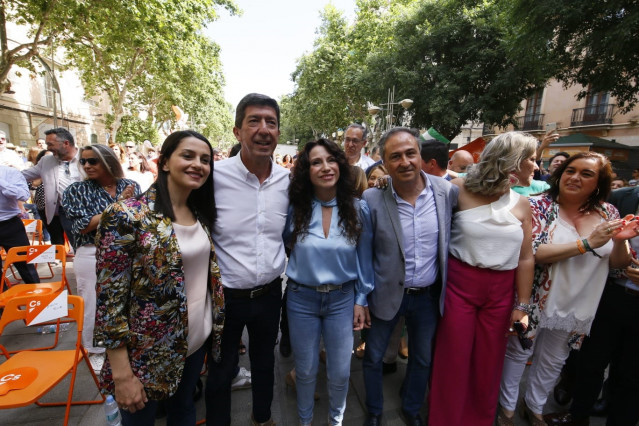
[74,245,104,354]
[499,328,571,414]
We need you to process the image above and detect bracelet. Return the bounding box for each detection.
[582,238,602,259]
[514,302,533,315]
[576,239,586,254]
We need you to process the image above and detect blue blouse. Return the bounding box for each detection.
[62,178,141,249]
[284,197,375,306]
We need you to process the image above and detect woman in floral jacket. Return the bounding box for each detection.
[95,130,225,425]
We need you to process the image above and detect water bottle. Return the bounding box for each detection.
[104,395,122,426]
[36,323,69,334]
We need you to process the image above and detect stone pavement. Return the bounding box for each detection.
[0,261,612,425]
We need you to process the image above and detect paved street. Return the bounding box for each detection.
[0,262,613,425]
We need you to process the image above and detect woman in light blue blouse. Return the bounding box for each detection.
[285,138,374,426]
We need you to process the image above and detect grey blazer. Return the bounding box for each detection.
[362,174,458,320]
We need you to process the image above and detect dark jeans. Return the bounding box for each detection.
[23,204,51,242]
[47,206,74,248]
[363,287,439,416]
[0,215,40,284]
[120,344,207,426]
[206,279,282,425]
[570,282,639,425]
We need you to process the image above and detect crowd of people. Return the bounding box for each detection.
[1,92,639,426]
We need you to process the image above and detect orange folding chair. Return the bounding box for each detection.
[0,245,69,293]
[6,221,56,282]
[0,294,105,425]
[0,281,65,356]
[21,219,44,245]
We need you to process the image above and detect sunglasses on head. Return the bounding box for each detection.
[79,158,100,166]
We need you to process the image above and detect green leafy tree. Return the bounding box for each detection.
[286,1,415,138]
[0,0,76,92]
[116,115,159,145]
[61,0,238,141]
[503,0,639,112]
[133,34,234,145]
[287,5,353,138]
[361,0,547,139]
[279,94,314,147]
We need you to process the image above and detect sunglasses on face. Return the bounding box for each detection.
[79,158,100,166]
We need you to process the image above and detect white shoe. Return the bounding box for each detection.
[231,366,251,391]
[88,352,105,372]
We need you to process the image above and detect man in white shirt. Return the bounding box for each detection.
[344,123,376,170]
[0,131,24,170]
[206,94,289,426]
[22,128,82,247]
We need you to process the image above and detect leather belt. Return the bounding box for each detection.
[289,279,353,293]
[624,286,639,297]
[404,287,429,295]
[224,278,280,299]
[404,278,441,295]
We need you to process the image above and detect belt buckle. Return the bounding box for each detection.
[626,286,639,296]
[249,287,262,298]
[316,284,330,293]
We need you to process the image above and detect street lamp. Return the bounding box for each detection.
[367,86,414,142]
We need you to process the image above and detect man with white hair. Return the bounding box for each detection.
[0,131,24,169]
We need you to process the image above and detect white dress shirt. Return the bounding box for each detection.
[355,154,376,170]
[0,149,24,170]
[213,154,290,289]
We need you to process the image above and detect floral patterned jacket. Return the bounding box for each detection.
[94,186,225,400]
[527,194,618,349]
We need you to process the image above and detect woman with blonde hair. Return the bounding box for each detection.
[429,132,537,425]
[62,144,140,372]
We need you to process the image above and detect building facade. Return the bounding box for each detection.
[0,23,111,151]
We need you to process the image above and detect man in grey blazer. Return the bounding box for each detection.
[362,127,458,426]
[22,128,81,247]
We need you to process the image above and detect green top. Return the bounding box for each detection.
[511,179,550,196]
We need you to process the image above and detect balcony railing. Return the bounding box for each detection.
[516,113,545,131]
[571,104,614,127]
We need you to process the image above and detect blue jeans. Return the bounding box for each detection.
[287,280,355,425]
[363,287,439,416]
[121,344,207,426]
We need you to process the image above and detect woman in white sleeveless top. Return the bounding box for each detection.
[429,132,537,426]
[498,152,632,425]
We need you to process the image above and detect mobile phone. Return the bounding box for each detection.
[513,321,533,350]
[545,122,557,133]
[513,321,527,334]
